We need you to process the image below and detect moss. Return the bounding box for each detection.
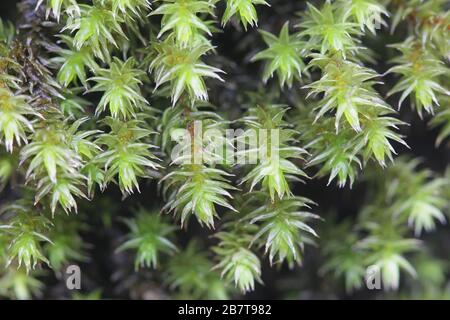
[0,0,449,299]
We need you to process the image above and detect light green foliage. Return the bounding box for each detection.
[52,35,98,87]
[150,0,215,46]
[37,0,78,21]
[117,209,177,269]
[96,117,160,195]
[163,164,236,228]
[298,1,361,57]
[387,38,450,116]
[89,58,147,119]
[148,0,221,108]
[240,105,308,200]
[298,113,362,187]
[252,22,307,87]
[383,159,448,236]
[322,202,417,290]
[339,0,388,34]
[213,221,261,293]
[36,174,87,214]
[0,0,449,299]
[321,157,448,292]
[161,109,236,228]
[107,0,151,18]
[389,0,450,60]
[357,191,421,290]
[222,0,269,30]
[0,205,52,272]
[295,0,408,190]
[20,118,96,213]
[64,3,127,62]
[215,246,261,293]
[306,54,391,133]
[150,40,224,105]
[0,89,37,152]
[298,104,407,187]
[358,116,408,166]
[309,137,361,187]
[0,21,38,152]
[21,124,81,185]
[360,223,420,291]
[248,194,319,267]
[363,242,419,291]
[67,118,102,161]
[158,106,186,153]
